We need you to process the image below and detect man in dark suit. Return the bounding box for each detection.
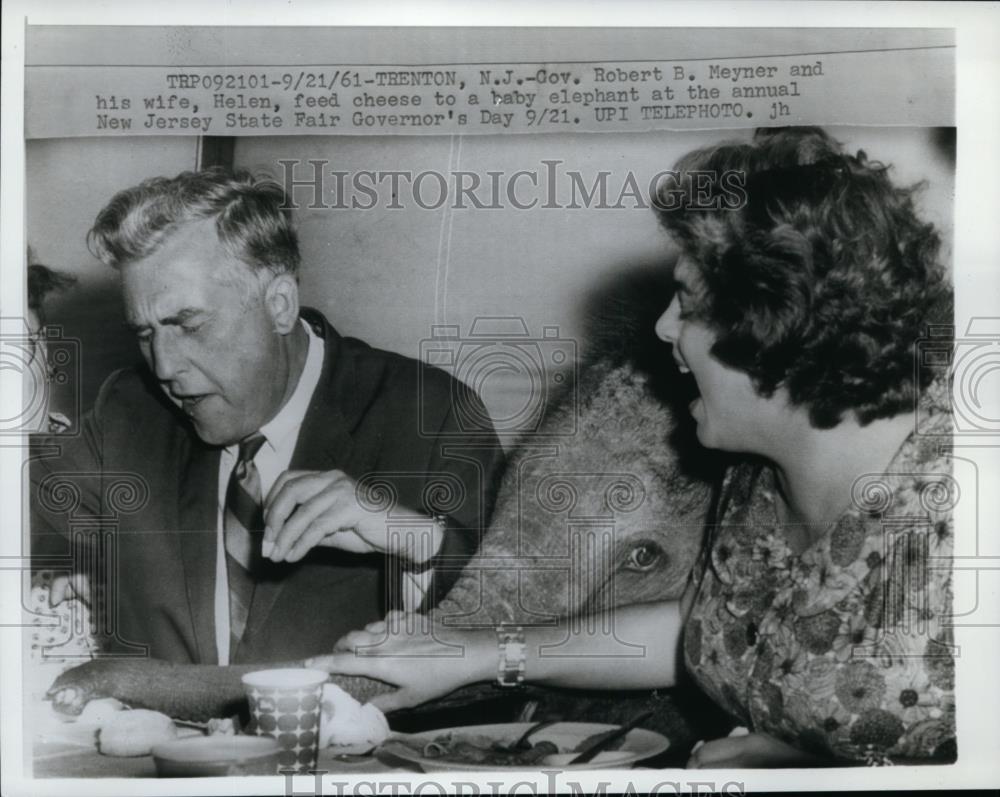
[31,168,504,665]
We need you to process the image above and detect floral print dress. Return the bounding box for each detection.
[683,378,956,765]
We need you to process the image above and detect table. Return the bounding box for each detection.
[33,742,409,778]
[30,701,414,778]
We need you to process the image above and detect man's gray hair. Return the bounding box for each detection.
[87,168,300,278]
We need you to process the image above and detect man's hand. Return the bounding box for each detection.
[263,470,444,564]
[305,610,493,712]
[686,731,828,768]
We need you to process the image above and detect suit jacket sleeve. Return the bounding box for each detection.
[29,371,119,564]
[419,380,506,609]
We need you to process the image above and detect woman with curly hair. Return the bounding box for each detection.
[654,127,955,766]
[309,127,955,767]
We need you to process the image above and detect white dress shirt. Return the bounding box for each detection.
[214,320,324,665]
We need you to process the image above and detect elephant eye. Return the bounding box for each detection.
[625,542,663,571]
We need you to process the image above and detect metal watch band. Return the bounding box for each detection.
[496,624,526,688]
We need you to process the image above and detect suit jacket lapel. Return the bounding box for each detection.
[288,312,357,473]
[177,436,221,664]
[240,311,359,650]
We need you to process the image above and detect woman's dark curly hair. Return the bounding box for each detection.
[655,127,952,429]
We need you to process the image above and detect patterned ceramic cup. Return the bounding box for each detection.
[241,668,329,773]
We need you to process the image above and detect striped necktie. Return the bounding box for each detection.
[224,432,267,651]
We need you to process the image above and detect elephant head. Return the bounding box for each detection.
[436,358,714,627]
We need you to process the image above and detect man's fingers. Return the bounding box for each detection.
[286,525,367,562]
[265,470,350,529]
[265,472,364,561]
[274,499,341,562]
[263,469,306,512]
[263,472,320,541]
[283,509,367,562]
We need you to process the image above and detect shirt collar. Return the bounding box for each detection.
[256,318,325,454]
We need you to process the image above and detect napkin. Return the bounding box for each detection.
[318,682,390,754]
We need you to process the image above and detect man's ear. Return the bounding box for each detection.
[264,273,300,335]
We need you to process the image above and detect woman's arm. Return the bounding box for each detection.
[306,601,683,712]
[525,600,683,690]
[686,731,833,768]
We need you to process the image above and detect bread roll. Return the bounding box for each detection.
[98,709,177,757]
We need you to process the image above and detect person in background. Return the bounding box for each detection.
[25,257,76,434]
[26,256,88,651]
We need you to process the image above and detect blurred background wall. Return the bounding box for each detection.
[26,127,955,444]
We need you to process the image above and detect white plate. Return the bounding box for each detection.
[34,701,202,750]
[377,721,669,772]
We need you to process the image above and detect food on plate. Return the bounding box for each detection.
[319,682,390,754]
[393,732,560,766]
[151,736,281,777]
[97,709,178,757]
[207,717,237,736]
[532,750,635,767]
[77,697,125,726]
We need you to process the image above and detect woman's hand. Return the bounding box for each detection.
[686,731,828,769]
[305,611,495,712]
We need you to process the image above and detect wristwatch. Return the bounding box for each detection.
[495,624,526,688]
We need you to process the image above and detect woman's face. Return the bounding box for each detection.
[655,256,783,453]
